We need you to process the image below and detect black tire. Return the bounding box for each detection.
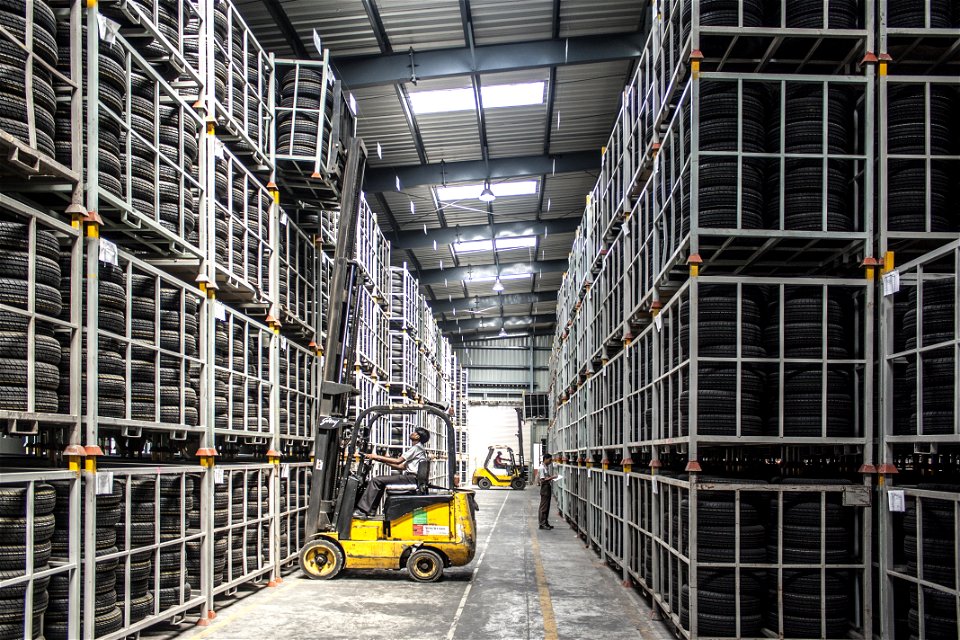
[0,541,51,570]
[0,484,55,517]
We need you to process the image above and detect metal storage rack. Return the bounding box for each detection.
[542,2,953,639]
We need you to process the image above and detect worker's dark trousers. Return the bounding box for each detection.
[539,482,552,526]
[356,473,417,514]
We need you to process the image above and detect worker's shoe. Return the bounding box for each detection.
[353,510,371,519]
[539,524,554,530]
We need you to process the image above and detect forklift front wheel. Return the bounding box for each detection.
[476,477,492,490]
[407,548,444,582]
[299,539,344,580]
[511,478,526,490]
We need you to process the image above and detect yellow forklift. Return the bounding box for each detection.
[471,409,527,490]
[472,445,526,490]
[298,140,477,582]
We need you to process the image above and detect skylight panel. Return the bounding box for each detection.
[453,239,494,253]
[409,82,545,115]
[436,180,539,201]
[495,236,537,251]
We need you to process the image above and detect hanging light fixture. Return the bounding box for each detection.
[492,276,504,292]
[479,180,496,202]
[498,327,508,337]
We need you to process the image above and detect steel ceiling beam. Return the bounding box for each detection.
[417,259,567,285]
[261,0,309,58]
[429,291,557,315]
[365,151,598,192]
[392,218,578,250]
[333,31,645,88]
[439,313,557,332]
[452,327,556,341]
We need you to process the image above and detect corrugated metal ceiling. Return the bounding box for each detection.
[243,0,644,336]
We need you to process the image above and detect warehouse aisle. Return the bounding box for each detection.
[167,489,665,640]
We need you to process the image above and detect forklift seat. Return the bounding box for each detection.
[383,461,430,495]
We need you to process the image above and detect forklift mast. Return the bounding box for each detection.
[515,408,526,480]
[306,138,368,538]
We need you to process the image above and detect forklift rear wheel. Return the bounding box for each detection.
[510,478,525,490]
[477,478,492,490]
[407,548,443,582]
[299,539,344,580]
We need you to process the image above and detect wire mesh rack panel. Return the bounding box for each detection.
[212,465,275,594]
[389,266,421,338]
[278,337,318,446]
[276,211,318,341]
[355,286,389,379]
[277,462,311,568]
[355,195,391,305]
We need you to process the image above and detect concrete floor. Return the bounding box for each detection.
[154,489,669,640]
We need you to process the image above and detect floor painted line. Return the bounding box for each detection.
[530,517,558,640]
[191,580,289,639]
[445,493,510,640]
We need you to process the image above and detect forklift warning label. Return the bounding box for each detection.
[413,509,428,524]
[414,524,449,536]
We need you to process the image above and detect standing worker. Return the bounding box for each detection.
[537,453,558,530]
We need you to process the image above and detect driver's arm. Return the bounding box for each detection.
[364,452,406,470]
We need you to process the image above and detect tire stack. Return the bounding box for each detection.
[0,0,58,160]
[113,477,158,625]
[903,484,958,640]
[184,479,229,591]
[46,480,123,639]
[54,23,125,200]
[125,70,200,241]
[683,82,766,233]
[783,0,858,28]
[55,262,126,419]
[767,83,855,232]
[242,474,270,574]
[0,220,62,414]
[764,288,855,437]
[886,84,957,232]
[276,68,326,158]
[678,0,765,46]
[150,476,194,613]
[678,285,765,437]
[766,479,853,638]
[0,483,56,640]
[887,0,957,29]
[677,478,766,638]
[898,281,956,435]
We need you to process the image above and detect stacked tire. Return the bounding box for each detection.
[677,478,766,638]
[276,68,327,158]
[114,477,158,624]
[0,483,56,640]
[903,485,958,640]
[887,0,959,27]
[897,281,956,435]
[127,277,201,426]
[764,288,855,437]
[244,474,270,571]
[46,480,123,639]
[0,0,58,159]
[124,69,199,241]
[54,24,125,199]
[766,479,853,638]
[185,479,229,589]
[55,263,127,418]
[0,220,62,414]
[885,84,958,232]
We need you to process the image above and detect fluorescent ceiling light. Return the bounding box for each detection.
[470,273,532,283]
[453,239,493,253]
[436,180,539,201]
[495,236,536,251]
[492,277,504,292]
[409,82,545,115]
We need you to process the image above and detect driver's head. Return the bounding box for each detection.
[414,427,430,444]
[543,453,552,462]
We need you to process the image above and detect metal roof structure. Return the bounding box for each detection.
[244,0,647,340]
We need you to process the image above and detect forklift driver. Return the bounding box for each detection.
[354,427,430,517]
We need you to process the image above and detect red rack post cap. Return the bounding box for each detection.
[858,463,877,474]
[685,460,702,473]
[196,448,218,458]
[83,445,104,457]
[877,463,899,474]
[63,444,86,457]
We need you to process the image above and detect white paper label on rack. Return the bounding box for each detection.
[280,464,290,479]
[654,313,663,332]
[214,139,225,160]
[280,336,287,351]
[214,468,225,484]
[887,490,905,512]
[315,459,324,471]
[882,270,900,297]
[653,151,660,175]
[280,212,288,226]
[652,475,659,494]
[98,238,118,266]
[214,301,227,321]
[312,29,323,56]
[97,15,121,45]
[96,471,114,495]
